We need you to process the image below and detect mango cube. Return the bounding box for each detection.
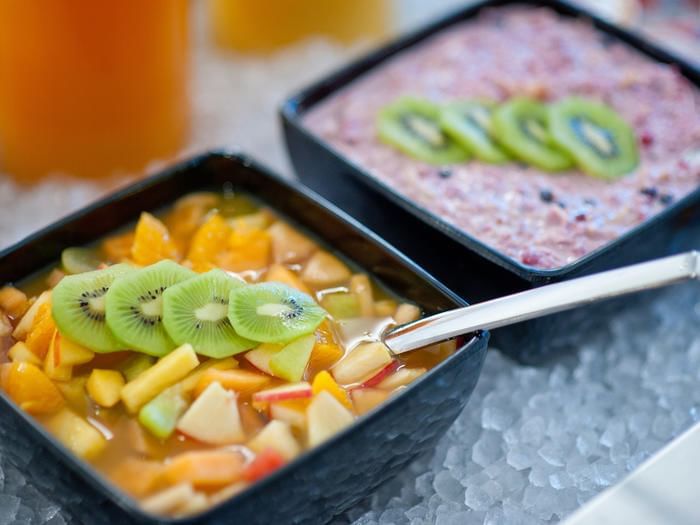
[86,369,125,408]
[8,341,42,366]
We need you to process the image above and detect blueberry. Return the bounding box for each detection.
[640,187,658,199]
[660,194,674,205]
[438,168,453,179]
[539,189,554,203]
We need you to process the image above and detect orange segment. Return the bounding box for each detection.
[308,341,344,373]
[1,362,64,414]
[109,458,165,498]
[102,232,135,262]
[311,370,352,410]
[165,193,220,253]
[131,212,179,266]
[24,302,56,359]
[220,229,271,272]
[185,213,231,273]
[193,369,271,399]
[162,450,246,490]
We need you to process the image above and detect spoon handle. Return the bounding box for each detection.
[384,251,700,354]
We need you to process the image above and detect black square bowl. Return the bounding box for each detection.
[0,152,488,524]
[280,0,700,364]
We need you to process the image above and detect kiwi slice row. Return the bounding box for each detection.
[377,96,638,179]
[51,260,326,358]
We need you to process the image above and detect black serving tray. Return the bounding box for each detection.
[280,0,700,363]
[0,152,488,524]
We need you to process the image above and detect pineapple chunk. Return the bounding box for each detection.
[12,290,50,340]
[8,341,42,366]
[55,336,94,366]
[180,356,238,394]
[55,376,89,412]
[300,251,351,287]
[307,391,354,447]
[267,222,317,264]
[141,483,195,515]
[176,382,244,445]
[45,408,106,459]
[119,354,156,382]
[247,420,300,461]
[331,342,392,385]
[121,344,199,413]
[86,369,125,408]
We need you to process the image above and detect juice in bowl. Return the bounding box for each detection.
[0,190,460,518]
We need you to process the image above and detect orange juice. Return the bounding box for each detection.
[0,0,190,182]
[208,0,391,52]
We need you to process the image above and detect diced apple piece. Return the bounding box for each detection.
[300,251,351,287]
[243,448,287,483]
[331,342,392,385]
[394,303,421,325]
[248,420,300,461]
[252,382,312,403]
[351,388,391,416]
[239,401,266,435]
[320,293,360,320]
[243,343,282,376]
[174,492,209,518]
[121,344,199,413]
[86,369,125,408]
[265,264,311,293]
[267,222,317,264]
[0,312,11,337]
[2,362,64,414]
[8,341,41,366]
[119,354,156,382]
[45,408,106,459]
[162,449,245,490]
[269,334,315,382]
[311,370,352,410]
[53,333,94,366]
[0,286,29,319]
[230,210,274,233]
[109,458,165,498]
[44,331,72,381]
[374,299,398,317]
[139,383,189,439]
[377,367,426,390]
[270,400,308,430]
[12,290,50,340]
[180,356,238,393]
[307,391,354,447]
[358,360,400,388]
[176,382,244,444]
[194,368,270,398]
[349,274,374,316]
[141,483,195,515]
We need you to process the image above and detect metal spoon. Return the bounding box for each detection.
[383,250,700,354]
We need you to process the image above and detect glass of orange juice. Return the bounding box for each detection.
[0,0,190,183]
[207,0,391,53]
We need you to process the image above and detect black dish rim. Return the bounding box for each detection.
[279,0,700,283]
[0,151,487,524]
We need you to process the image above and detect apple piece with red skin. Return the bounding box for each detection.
[252,382,312,403]
[357,360,401,389]
[331,342,392,385]
[243,448,287,483]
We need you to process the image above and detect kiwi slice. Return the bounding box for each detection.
[162,269,256,358]
[493,98,573,171]
[440,101,509,163]
[51,263,134,353]
[228,282,326,343]
[105,260,195,357]
[377,97,470,164]
[548,97,638,179]
[61,247,102,275]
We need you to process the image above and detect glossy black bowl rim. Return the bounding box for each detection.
[0,151,488,524]
[279,0,700,283]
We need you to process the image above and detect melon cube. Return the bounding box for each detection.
[45,408,106,459]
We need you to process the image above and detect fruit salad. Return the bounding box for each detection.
[0,192,456,517]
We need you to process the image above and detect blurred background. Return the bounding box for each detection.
[0,0,697,252]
